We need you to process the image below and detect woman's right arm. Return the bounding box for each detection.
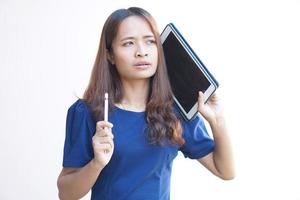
[57,159,105,200]
[57,121,114,200]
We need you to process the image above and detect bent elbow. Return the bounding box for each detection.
[58,191,64,200]
[220,174,235,180]
[57,178,67,200]
[219,171,235,180]
[58,190,70,200]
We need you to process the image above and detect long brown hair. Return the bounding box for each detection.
[82,7,184,146]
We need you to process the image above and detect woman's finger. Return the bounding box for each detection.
[95,129,114,138]
[96,121,113,132]
[198,91,205,110]
[94,135,114,143]
[93,143,113,152]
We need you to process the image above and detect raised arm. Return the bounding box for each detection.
[57,160,104,200]
[197,92,235,180]
[57,121,114,199]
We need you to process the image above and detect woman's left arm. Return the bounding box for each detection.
[197,91,235,180]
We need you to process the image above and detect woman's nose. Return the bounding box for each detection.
[136,51,148,57]
[135,45,148,57]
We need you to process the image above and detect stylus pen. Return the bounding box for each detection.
[104,92,108,122]
[104,93,109,154]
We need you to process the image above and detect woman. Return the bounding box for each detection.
[57,7,234,200]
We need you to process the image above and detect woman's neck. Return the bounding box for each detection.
[118,78,150,111]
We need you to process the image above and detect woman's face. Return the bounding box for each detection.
[109,16,158,81]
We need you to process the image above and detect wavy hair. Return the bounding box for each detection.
[82,7,184,146]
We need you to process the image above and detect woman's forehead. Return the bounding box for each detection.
[116,16,154,40]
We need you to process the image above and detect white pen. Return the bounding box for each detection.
[104,92,108,122]
[104,93,109,154]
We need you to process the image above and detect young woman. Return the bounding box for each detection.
[57,7,234,200]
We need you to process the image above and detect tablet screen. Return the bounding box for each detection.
[162,32,211,113]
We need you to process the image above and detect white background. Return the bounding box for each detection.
[1,0,300,199]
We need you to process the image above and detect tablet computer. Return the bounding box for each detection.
[160,23,219,121]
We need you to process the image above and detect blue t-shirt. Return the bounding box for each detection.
[62,99,214,200]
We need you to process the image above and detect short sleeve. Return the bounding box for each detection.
[179,114,215,159]
[62,99,96,167]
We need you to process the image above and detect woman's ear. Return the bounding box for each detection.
[106,50,115,65]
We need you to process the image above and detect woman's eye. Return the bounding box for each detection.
[146,39,156,45]
[123,41,134,47]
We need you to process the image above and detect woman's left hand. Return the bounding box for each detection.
[197,91,223,125]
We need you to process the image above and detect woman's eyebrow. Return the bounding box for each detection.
[143,35,155,39]
[120,35,155,42]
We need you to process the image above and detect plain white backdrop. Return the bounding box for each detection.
[1,0,300,199]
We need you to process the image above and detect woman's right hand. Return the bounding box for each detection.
[92,121,114,168]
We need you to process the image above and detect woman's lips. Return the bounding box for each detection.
[133,61,151,69]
